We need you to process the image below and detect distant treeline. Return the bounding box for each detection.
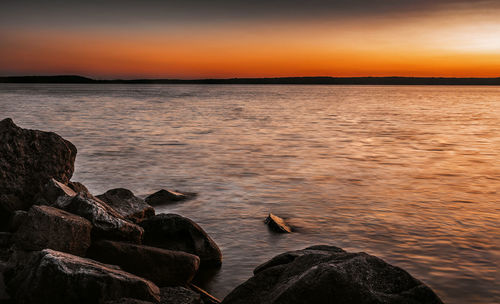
[1,75,500,85]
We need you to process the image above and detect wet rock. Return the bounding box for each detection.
[140,214,222,267]
[67,181,90,194]
[145,189,195,206]
[160,287,202,304]
[97,188,155,223]
[38,178,77,205]
[88,240,200,287]
[14,205,92,256]
[55,192,144,243]
[0,118,77,214]
[221,245,443,304]
[6,249,161,303]
[264,213,292,233]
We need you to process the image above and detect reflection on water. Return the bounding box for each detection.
[1,84,499,304]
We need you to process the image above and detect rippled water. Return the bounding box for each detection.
[1,84,499,303]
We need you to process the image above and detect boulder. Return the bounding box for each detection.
[160,287,202,304]
[67,181,90,194]
[6,249,161,303]
[140,214,222,267]
[145,189,195,206]
[264,213,292,233]
[0,118,77,215]
[37,178,77,205]
[97,188,155,223]
[13,205,91,256]
[221,245,443,304]
[87,240,200,287]
[55,192,143,244]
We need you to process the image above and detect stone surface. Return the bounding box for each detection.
[105,298,155,304]
[55,192,144,243]
[6,249,161,304]
[67,181,90,194]
[264,213,292,233]
[144,189,195,206]
[140,214,222,267]
[0,118,77,216]
[221,245,443,304]
[97,188,155,223]
[160,287,202,304]
[14,205,92,256]
[8,210,27,233]
[87,240,200,287]
[37,178,77,205]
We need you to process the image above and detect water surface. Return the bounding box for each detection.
[1,84,499,303]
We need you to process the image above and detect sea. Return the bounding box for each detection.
[1,84,499,304]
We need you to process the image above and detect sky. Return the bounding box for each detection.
[1,0,500,78]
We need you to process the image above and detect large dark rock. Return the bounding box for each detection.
[264,213,292,233]
[6,249,161,303]
[145,189,195,206]
[55,192,144,244]
[97,188,155,224]
[221,245,443,304]
[160,287,202,304]
[140,214,222,267]
[87,240,200,287]
[14,205,92,256]
[0,118,77,218]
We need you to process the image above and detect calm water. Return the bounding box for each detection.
[1,84,499,303]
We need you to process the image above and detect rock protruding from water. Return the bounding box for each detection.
[55,192,144,243]
[264,213,292,233]
[140,214,222,267]
[14,205,92,256]
[6,249,161,304]
[222,245,443,304]
[97,188,155,223]
[145,189,195,206]
[87,240,200,287]
[0,118,77,227]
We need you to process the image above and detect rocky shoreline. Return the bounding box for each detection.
[0,118,443,304]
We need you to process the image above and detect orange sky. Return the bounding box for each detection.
[1,2,500,78]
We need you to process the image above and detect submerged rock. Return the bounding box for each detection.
[97,188,155,223]
[55,192,143,244]
[140,214,222,267]
[221,245,443,304]
[0,118,77,221]
[264,213,292,233]
[6,249,161,304]
[87,240,200,287]
[144,189,195,206]
[14,205,92,256]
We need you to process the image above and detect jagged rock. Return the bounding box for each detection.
[145,189,195,206]
[37,178,77,205]
[6,249,161,303]
[221,245,443,304]
[87,240,200,287]
[13,205,91,256]
[0,118,77,218]
[55,192,143,243]
[140,214,222,267]
[264,213,292,233]
[67,181,90,194]
[160,287,202,304]
[97,188,155,223]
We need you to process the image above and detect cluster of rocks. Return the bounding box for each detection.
[0,118,444,304]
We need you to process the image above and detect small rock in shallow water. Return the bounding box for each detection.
[264,213,292,233]
[145,189,196,206]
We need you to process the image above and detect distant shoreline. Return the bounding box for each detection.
[1,75,500,85]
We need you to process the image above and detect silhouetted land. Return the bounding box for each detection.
[1,75,500,85]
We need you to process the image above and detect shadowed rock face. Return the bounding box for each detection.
[6,249,161,304]
[140,214,222,267]
[87,240,200,287]
[97,188,155,223]
[0,118,77,228]
[14,205,91,256]
[55,192,144,244]
[222,245,443,304]
[160,287,202,304]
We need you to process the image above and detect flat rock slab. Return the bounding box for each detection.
[88,240,200,287]
[97,188,155,223]
[14,205,92,256]
[222,245,443,304]
[264,213,292,233]
[140,214,222,267]
[0,118,77,219]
